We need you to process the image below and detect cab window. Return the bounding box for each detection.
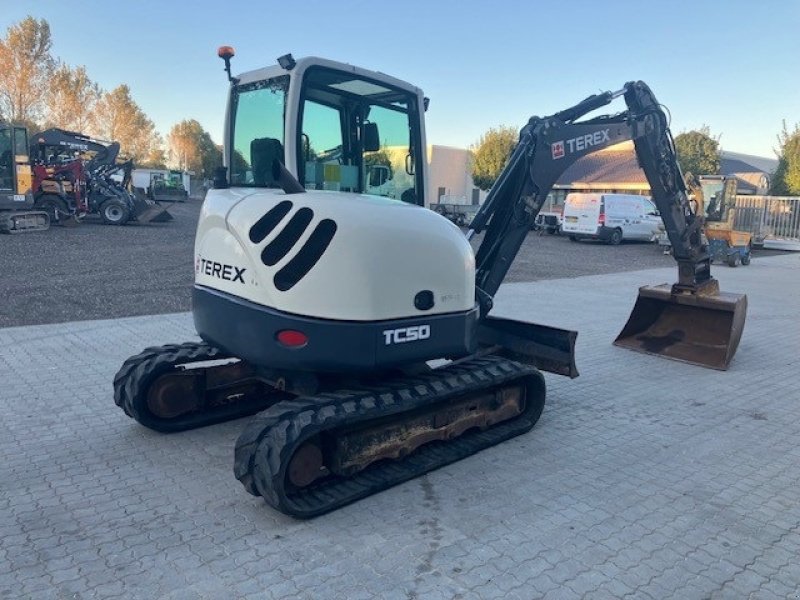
[0,128,12,191]
[298,67,422,204]
[230,76,289,187]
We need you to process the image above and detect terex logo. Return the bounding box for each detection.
[383,325,431,345]
[551,141,565,159]
[197,257,246,283]
[565,129,611,154]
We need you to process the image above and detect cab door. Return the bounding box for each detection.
[0,127,13,193]
[13,127,32,196]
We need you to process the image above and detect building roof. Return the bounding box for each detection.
[720,151,778,175]
[554,142,649,190]
[551,142,774,193]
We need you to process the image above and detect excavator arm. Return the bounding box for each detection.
[469,81,746,369]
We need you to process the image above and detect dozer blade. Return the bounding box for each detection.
[614,283,747,370]
[478,315,578,378]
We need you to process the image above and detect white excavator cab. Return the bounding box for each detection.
[222,53,428,206]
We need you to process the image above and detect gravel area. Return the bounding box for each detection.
[0,199,781,327]
[1,201,198,328]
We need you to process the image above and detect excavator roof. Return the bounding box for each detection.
[234,55,423,96]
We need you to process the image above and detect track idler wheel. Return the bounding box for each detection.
[113,342,291,432]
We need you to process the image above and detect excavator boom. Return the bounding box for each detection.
[468,81,746,369]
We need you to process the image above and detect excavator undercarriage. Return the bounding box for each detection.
[115,342,545,518]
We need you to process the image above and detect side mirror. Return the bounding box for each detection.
[363,122,380,152]
[213,166,229,189]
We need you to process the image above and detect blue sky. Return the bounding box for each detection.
[2,0,797,157]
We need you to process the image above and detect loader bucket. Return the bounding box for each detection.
[131,191,174,223]
[137,204,174,223]
[613,283,747,370]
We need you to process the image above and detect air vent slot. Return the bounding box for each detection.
[274,219,338,291]
[261,207,314,266]
[249,200,293,243]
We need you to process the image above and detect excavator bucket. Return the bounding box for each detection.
[614,284,747,370]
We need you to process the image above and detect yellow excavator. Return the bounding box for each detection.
[0,122,49,233]
[691,174,752,267]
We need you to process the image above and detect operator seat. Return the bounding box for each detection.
[251,138,284,188]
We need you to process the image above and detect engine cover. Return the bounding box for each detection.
[192,188,479,371]
[195,188,475,320]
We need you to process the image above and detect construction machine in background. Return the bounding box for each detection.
[148,171,189,203]
[29,128,173,225]
[693,175,753,266]
[113,49,746,518]
[0,122,49,233]
[657,174,751,267]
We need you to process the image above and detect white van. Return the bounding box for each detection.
[561,193,662,244]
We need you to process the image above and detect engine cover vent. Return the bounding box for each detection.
[249,200,293,243]
[274,219,337,291]
[261,207,314,266]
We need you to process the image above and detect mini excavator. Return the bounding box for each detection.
[114,49,746,517]
[0,122,49,233]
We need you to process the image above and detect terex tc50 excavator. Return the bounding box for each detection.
[114,50,746,518]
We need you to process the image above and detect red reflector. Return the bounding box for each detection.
[276,330,308,348]
[598,213,605,225]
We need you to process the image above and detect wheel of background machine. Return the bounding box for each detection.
[99,198,131,225]
[607,228,623,245]
[741,252,751,266]
[568,235,578,242]
[35,195,70,226]
[726,253,739,267]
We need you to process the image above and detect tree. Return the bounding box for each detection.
[471,125,519,191]
[167,119,222,177]
[92,85,160,163]
[674,126,721,176]
[770,121,800,196]
[138,137,167,169]
[44,64,102,132]
[0,16,55,126]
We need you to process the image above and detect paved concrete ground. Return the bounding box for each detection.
[2,254,799,599]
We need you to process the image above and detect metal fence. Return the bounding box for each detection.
[733,196,800,245]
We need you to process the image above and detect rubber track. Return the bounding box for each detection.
[113,341,276,433]
[234,356,545,518]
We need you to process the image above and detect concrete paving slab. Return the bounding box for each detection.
[2,254,799,599]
